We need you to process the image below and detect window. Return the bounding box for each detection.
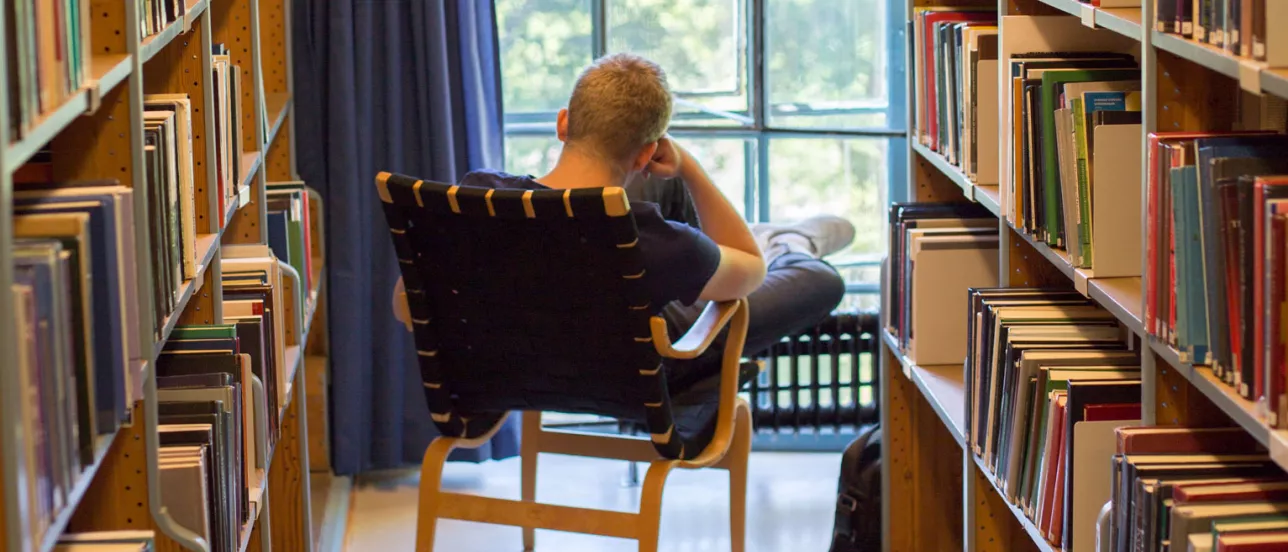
[496,0,906,306]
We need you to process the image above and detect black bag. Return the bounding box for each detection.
[829,424,881,552]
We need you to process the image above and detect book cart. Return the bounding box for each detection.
[882,0,1288,550]
[0,0,330,550]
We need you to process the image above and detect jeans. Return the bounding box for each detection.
[623,174,848,391]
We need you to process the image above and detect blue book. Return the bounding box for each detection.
[14,194,128,428]
[1080,91,1128,114]
[1171,166,1191,359]
[266,210,290,266]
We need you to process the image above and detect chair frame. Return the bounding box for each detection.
[412,298,753,552]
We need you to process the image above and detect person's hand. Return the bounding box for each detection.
[646,136,686,178]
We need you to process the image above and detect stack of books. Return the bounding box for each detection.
[885,202,997,365]
[966,287,1140,550]
[911,7,999,184]
[157,326,255,552]
[10,179,143,546]
[212,44,247,222]
[1143,132,1288,426]
[1109,426,1288,551]
[4,0,93,137]
[1156,0,1286,65]
[55,530,156,551]
[143,95,199,329]
[1008,51,1142,269]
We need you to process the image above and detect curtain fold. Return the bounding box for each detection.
[292,0,518,475]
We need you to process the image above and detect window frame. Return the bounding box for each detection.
[501,0,909,226]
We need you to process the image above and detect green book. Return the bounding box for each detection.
[1020,366,1139,509]
[171,324,239,340]
[1039,68,1138,248]
[1069,88,1140,268]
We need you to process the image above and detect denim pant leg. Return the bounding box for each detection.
[661,252,847,391]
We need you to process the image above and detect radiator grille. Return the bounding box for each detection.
[744,311,879,435]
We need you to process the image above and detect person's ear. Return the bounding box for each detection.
[632,142,659,173]
[556,109,570,142]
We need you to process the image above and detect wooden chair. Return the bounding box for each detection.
[375,172,755,552]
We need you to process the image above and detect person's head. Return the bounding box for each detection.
[556,53,672,174]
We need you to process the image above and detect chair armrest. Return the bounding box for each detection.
[650,300,741,360]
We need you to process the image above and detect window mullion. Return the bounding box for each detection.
[591,0,607,59]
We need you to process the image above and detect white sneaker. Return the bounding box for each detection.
[752,215,857,258]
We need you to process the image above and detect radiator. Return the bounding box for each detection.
[744,311,880,437]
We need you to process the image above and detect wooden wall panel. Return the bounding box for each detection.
[50,84,133,185]
[913,155,969,202]
[258,0,289,95]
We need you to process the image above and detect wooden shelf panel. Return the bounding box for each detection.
[153,233,221,357]
[6,94,89,173]
[242,152,263,192]
[140,0,209,63]
[1037,0,1142,40]
[1151,30,1288,99]
[911,142,1001,217]
[973,455,1059,552]
[882,329,967,446]
[1147,338,1274,448]
[37,433,119,552]
[265,93,291,147]
[1087,277,1143,337]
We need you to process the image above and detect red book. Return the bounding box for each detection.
[1038,394,1067,539]
[920,11,994,151]
[1220,183,1244,385]
[1217,531,1288,551]
[1169,170,1178,344]
[1047,403,1069,545]
[1083,403,1141,421]
[1174,481,1288,503]
[1273,212,1288,427]
[1147,134,1161,337]
[300,191,314,292]
[1254,177,1288,403]
[1116,426,1265,455]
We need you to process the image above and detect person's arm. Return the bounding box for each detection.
[648,137,766,301]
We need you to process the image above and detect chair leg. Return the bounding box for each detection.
[728,401,753,552]
[415,437,458,552]
[521,413,542,551]
[637,460,676,552]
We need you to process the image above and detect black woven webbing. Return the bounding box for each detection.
[376,172,712,459]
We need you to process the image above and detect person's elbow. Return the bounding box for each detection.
[697,248,766,302]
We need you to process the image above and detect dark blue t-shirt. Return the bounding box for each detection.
[459,170,721,309]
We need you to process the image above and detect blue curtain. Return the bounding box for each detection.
[291,0,519,475]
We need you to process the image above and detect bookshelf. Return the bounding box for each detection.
[884,0,1288,550]
[0,0,328,551]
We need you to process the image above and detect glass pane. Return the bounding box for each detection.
[673,136,750,219]
[767,137,888,258]
[504,134,563,177]
[606,0,750,127]
[496,0,593,116]
[766,0,888,129]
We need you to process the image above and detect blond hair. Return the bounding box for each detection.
[565,53,673,162]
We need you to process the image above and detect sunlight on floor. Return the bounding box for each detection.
[345,452,841,552]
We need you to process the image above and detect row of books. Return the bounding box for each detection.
[911,7,999,185]
[4,0,93,137]
[212,44,250,222]
[153,245,300,552]
[1109,426,1288,552]
[143,95,200,332]
[55,530,156,551]
[266,182,317,294]
[1009,51,1142,270]
[965,286,1140,551]
[139,0,189,41]
[11,178,144,547]
[884,202,998,366]
[1144,131,1288,429]
[1155,0,1287,66]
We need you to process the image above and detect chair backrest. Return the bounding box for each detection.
[376,172,686,447]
